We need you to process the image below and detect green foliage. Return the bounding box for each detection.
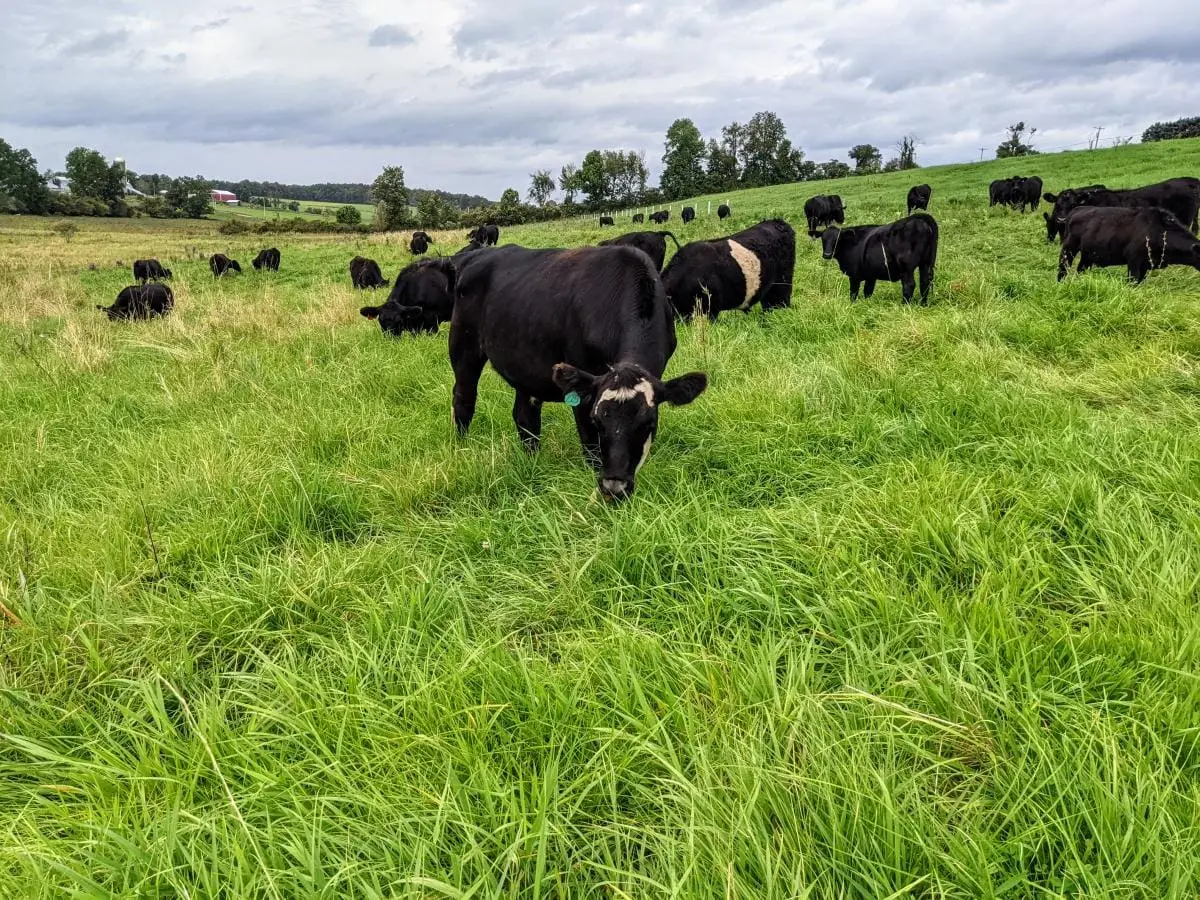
[372,165,412,231]
[848,143,883,175]
[164,176,213,218]
[0,138,49,214]
[416,191,457,229]
[287,200,301,212]
[1142,116,1200,143]
[335,204,361,226]
[64,146,124,206]
[528,169,556,207]
[997,122,1039,158]
[137,196,172,218]
[217,217,250,234]
[884,135,920,172]
[661,118,708,200]
[49,220,79,240]
[737,111,806,187]
[46,193,110,216]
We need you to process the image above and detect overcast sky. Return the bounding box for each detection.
[4,0,1199,199]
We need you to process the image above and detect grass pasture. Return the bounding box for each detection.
[2,141,1200,897]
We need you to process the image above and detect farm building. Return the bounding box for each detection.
[210,189,239,205]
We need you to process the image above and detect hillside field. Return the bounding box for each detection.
[209,199,377,224]
[2,140,1200,897]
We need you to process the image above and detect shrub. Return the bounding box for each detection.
[1142,117,1200,143]
[219,218,250,234]
[335,205,362,226]
[51,221,80,241]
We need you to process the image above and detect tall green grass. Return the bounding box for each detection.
[2,140,1200,897]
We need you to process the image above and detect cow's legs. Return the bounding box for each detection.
[571,406,601,470]
[1058,245,1076,282]
[900,274,916,303]
[863,279,877,299]
[762,278,792,310]
[849,278,861,302]
[449,326,486,438]
[512,392,543,453]
[918,264,934,305]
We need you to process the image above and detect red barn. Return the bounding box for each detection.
[210,189,239,205]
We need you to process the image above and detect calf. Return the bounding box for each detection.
[349,256,389,289]
[98,283,175,321]
[717,204,731,220]
[907,184,932,215]
[1044,178,1200,242]
[410,231,432,255]
[599,216,615,226]
[1013,176,1044,212]
[631,213,645,224]
[447,245,707,501]
[804,195,845,238]
[468,223,500,246]
[210,253,242,277]
[1057,206,1200,283]
[820,213,938,304]
[252,248,281,271]
[599,230,681,271]
[649,210,670,225]
[989,178,1014,207]
[681,206,696,224]
[360,258,456,334]
[132,258,171,283]
[661,219,796,320]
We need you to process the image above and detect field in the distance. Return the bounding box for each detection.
[2,141,1200,898]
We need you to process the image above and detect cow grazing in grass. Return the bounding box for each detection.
[717,204,731,220]
[468,224,500,246]
[1044,177,1200,242]
[210,254,242,277]
[804,195,845,237]
[681,206,696,224]
[252,248,281,271]
[360,258,456,335]
[98,283,175,321]
[820,213,938,304]
[349,256,389,289]
[444,245,707,502]
[410,231,432,255]
[1057,206,1200,283]
[632,213,645,224]
[649,210,670,225]
[132,259,171,283]
[1013,176,1044,212]
[599,230,681,271]
[661,219,796,320]
[599,216,615,226]
[907,184,932,215]
[989,178,1014,207]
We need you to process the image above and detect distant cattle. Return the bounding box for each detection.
[649,210,670,225]
[410,231,432,255]
[349,256,389,289]
[599,230,681,271]
[1058,206,1200,283]
[1043,177,1200,242]
[210,254,242,277]
[990,176,1043,212]
[717,204,731,220]
[820,213,939,304]
[468,224,500,246]
[132,258,171,283]
[907,184,932,215]
[661,219,796,320]
[681,206,696,224]
[989,178,1015,207]
[804,195,845,237]
[599,216,615,226]
[97,283,175,321]
[360,258,456,335]
[632,213,645,224]
[252,248,281,271]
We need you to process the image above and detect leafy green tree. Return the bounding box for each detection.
[815,159,851,180]
[165,176,213,218]
[660,118,707,201]
[64,147,123,205]
[848,144,883,175]
[704,137,739,193]
[578,151,612,208]
[417,192,456,229]
[528,170,555,207]
[372,165,412,230]
[737,111,805,187]
[336,205,362,226]
[996,122,1038,158]
[0,139,49,213]
[558,164,582,205]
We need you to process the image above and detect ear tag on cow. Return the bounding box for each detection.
[564,391,582,408]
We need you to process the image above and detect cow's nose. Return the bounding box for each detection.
[600,477,634,501]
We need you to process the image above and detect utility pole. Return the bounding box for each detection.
[979,148,987,163]
[1090,126,1105,149]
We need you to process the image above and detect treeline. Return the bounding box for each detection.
[1142,117,1200,143]
[207,179,491,209]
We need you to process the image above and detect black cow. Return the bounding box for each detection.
[989,178,1014,207]
[649,211,670,225]
[632,213,645,224]
[1044,178,1200,242]
[1057,206,1200,284]
[907,184,932,215]
[97,283,175,321]
[804,195,845,238]
[360,258,456,334]
[599,230,681,271]
[820,213,938,304]
[681,206,696,224]
[661,219,796,320]
[989,176,1043,212]
[454,240,486,256]
[410,231,432,255]
[210,254,242,277]
[599,216,615,226]
[132,258,171,283]
[446,245,707,501]
[468,224,500,246]
[252,248,280,271]
[717,204,731,220]
[349,256,389,289]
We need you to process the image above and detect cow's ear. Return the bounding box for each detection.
[360,306,381,319]
[1044,192,1057,203]
[659,372,707,407]
[552,363,600,398]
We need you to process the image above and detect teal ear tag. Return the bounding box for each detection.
[564,391,582,408]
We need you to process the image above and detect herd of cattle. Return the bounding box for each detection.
[92,174,1200,498]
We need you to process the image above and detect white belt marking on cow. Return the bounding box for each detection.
[597,380,655,409]
[728,240,761,309]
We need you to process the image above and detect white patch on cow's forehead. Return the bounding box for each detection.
[597,379,655,408]
[636,434,653,473]
[728,239,762,309]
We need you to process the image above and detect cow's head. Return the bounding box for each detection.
[552,362,707,502]
[820,226,843,260]
[360,302,430,335]
[162,268,173,279]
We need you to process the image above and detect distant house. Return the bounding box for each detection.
[210,189,239,205]
[46,175,70,194]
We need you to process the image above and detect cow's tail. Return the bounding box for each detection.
[925,214,939,271]
[659,231,681,250]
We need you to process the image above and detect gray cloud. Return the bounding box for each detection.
[368,25,415,47]
[60,28,130,57]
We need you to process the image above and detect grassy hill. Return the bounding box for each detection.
[2,139,1200,897]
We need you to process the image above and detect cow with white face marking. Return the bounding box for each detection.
[660,219,796,320]
[446,244,708,502]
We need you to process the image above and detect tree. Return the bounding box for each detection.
[815,159,851,181]
[372,165,411,231]
[287,200,301,212]
[64,147,123,205]
[1143,116,1200,143]
[848,144,882,175]
[578,150,612,208]
[738,111,805,187]
[497,188,523,222]
[0,139,49,214]
[417,192,455,229]
[660,118,707,201]
[896,135,919,170]
[165,176,213,218]
[336,205,362,226]
[528,170,555,207]
[559,163,582,205]
[996,122,1038,158]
